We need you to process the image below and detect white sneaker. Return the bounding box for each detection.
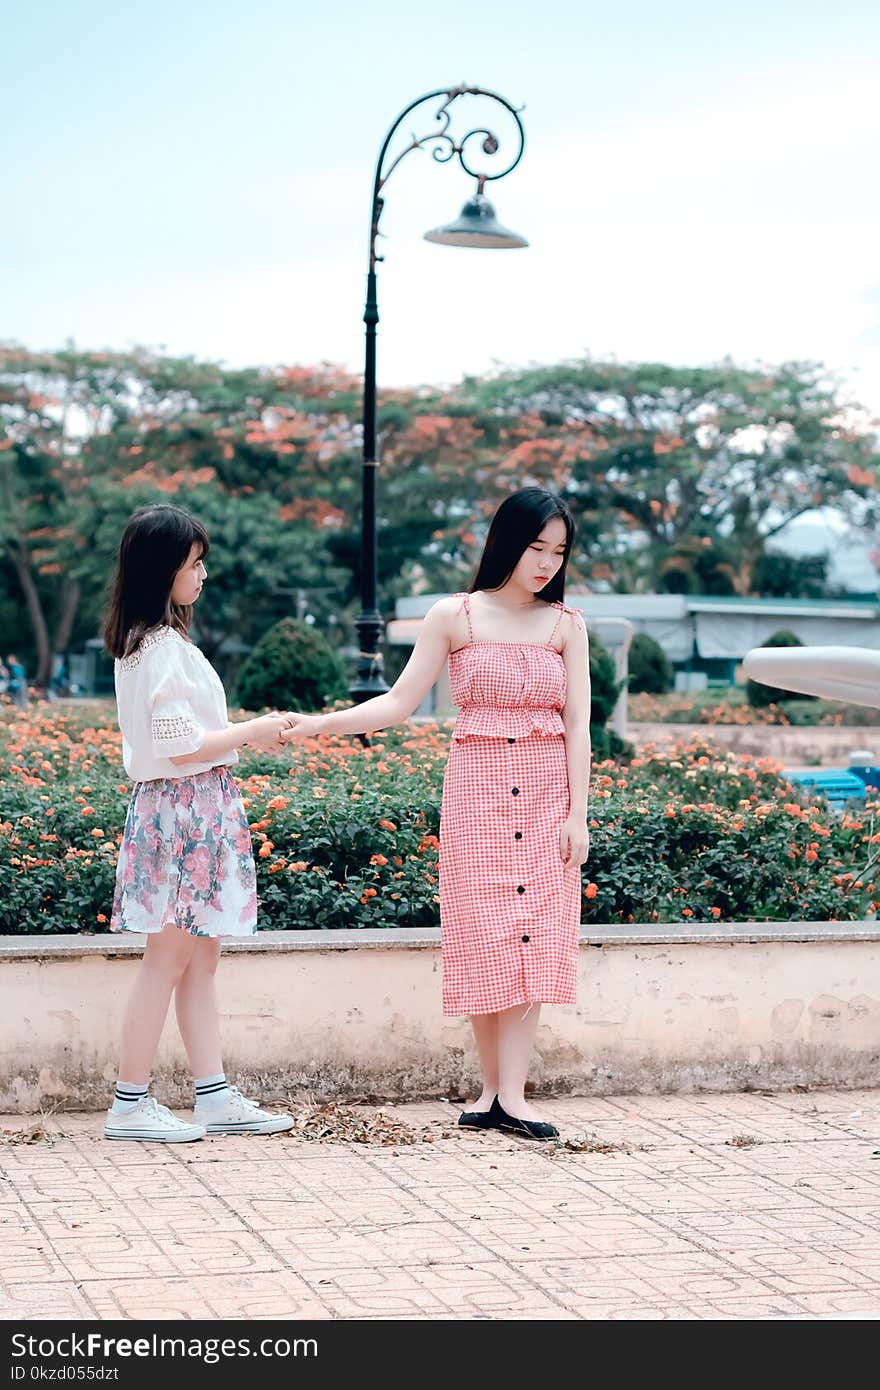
[104,1095,206,1143]
[193,1084,295,1135]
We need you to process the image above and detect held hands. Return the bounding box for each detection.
[560,815,590,872]
[243,711,298,753]
[279,712,327,741]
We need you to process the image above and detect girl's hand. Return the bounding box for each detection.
[560,815,590,872]
[279,712,327,741]
[242,712,297,753]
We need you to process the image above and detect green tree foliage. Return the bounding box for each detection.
[753,551,830,599]
[746,629,816,708]
[234,616,349,712]
[588,632,625,759]
[2,347,877,682]
[0,347,357,680]
[628,632,674,694]
[457,358,878,596]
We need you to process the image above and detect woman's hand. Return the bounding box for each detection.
[242,712,297,753]
[279,712,328,741]
[560,815,590,871]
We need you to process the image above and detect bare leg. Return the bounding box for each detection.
[467,1013,499,1110]
[497,1003,544,1120]
[174,937,223,1079]
[117,923,197,1083]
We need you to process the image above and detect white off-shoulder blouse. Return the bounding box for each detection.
[114,625,239,782]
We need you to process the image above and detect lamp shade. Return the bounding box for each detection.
[423,193,528,249]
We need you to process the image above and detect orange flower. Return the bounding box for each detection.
[90,828,104,838]
[370,854,388,866]
[805,849,818,862]
[584,882,598,899]
[258,842,274,858]
[682,908,694,917]
[266,795,289,811]
[289,861,308,871]
[710,906,722,919]
[378,819,397,831]
[96,913,108,924]
[81,806,95,816]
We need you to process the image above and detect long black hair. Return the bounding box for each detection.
[469,487,575,604]
[103,505,210,659]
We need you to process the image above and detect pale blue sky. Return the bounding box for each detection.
[4,0,879,412]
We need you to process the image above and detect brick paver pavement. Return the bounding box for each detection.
[2,1090,879,1320]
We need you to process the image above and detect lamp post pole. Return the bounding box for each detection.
[350,85,527,703]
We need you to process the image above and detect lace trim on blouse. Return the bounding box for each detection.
[151,714,200,743]
[116,626,183,671]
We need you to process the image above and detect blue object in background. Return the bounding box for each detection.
[847,752,880,792]
[783,769,869,811]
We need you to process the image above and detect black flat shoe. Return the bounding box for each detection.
[458,1095,503,1130]
[496,1100,559,1141]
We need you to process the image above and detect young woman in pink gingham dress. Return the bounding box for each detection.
[441,591,581,1016]
[283,487,592,1140]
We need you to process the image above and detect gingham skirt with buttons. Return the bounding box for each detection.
[438,732,581,1015]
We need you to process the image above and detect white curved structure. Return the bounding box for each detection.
[742,645,880,709]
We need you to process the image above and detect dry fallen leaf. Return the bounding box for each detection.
[726,1134,761,1148]
[0,1121,57,1146]
[556,1132,636,1155]
[281,1096,433,1147]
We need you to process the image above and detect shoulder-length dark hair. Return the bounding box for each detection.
[469,487,575,605]
[103,505,210,659]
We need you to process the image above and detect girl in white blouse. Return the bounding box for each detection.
[101,504,297,1143]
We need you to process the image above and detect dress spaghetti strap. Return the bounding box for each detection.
[548,601,567,647]
[456,592,474,644]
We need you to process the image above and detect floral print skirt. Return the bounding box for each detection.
[110,767,257,938]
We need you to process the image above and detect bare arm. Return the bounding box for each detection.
[282,600,456,739]
[168,713,292,766]
[561,611,591,823]
[558,610,591,870]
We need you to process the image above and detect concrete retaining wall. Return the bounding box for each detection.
[2,925,879,1112]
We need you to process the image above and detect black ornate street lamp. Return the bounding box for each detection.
[350,85,528,703]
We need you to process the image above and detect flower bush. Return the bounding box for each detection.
[0,707,876,935]
[629,689,880,726]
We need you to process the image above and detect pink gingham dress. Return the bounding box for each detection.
[439,594,582,1016]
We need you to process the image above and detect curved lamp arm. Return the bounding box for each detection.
[742,645,880,709]
[368,85,526,272]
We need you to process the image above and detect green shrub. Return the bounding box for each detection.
[3,709,876,935]
[588,633,628,758]
[628,632,673,695]
[746,629,816,708]
[589,633,621,728]
[234,617,349,712]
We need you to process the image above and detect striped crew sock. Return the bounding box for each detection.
[194,1072,230,1108]
[110,1081,148,1115]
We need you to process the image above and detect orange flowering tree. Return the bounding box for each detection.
[3,348,877,680]
[457,359,879,595]
[0,349,359,679]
